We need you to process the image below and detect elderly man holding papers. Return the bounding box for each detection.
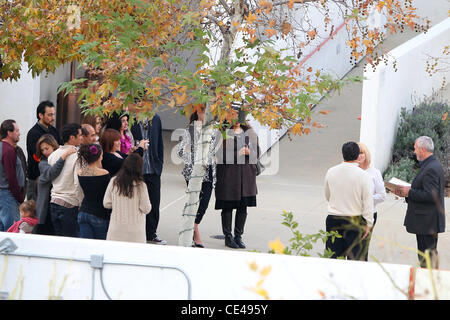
[394,136,446,268]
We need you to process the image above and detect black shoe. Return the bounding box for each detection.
[234,237,246,249]
[192,241,205,248]
[148,236,167,245]
[225,236,239,249]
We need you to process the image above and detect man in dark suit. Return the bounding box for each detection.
[26,101,62,201]
[395,136,446,268]
[130,113,166,244]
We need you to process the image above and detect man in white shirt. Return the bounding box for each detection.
[324,141,374,260]
[48,123,83,237]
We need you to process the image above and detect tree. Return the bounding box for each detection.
[0,0,429,246]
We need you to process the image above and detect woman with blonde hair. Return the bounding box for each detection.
[357,142,386,260]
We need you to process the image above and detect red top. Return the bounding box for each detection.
[7,217,38,233]
[1,141,24,203]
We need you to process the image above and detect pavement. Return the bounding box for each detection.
[147,0,450,269]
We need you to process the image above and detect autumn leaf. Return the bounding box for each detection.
[442,112,448,121]
[245,12,257,24]
[260,265,272,277]
[264,28,277,38]
[319,110,331,115]
[307,29,317,40]
[281,21,291,35]
[268,238,285,254]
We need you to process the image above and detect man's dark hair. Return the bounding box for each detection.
[0,119,16,139]
[61,123,82,144]
[36,101,55,120]
[342,141,360,162]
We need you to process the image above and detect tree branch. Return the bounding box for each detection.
[219,0,232,15]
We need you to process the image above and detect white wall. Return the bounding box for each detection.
[0,232,414,300]
[359,18,450,173]
[0,65,41,152]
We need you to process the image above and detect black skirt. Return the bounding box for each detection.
[215,196,257,210]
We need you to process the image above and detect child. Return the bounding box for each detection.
[7,200,39,233]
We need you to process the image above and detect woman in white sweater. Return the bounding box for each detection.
[357,142,386,260]
[103,153,151,243]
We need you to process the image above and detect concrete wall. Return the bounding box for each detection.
[0,232,414,300]
[359,18,450,174]
[0,65,41,152]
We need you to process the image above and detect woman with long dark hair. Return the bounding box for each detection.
[103,153,151,243]
[77,144,111,240]
[215,111,259,249]
[178,108,217,248]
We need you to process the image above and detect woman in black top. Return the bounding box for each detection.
[77,144,111,240]
[100,128,147,176]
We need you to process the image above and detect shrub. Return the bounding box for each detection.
[384,96,449,184]
[383,157,417,183]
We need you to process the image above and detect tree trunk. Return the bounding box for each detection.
[178,1,245,246]
[178,110,215,246]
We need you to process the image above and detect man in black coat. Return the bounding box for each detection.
[130,113,166,244]
[26,101,61,200]
[395,136,446,268]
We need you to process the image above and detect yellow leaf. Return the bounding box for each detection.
[248,261,258,271]
[268,238,285,254]
[245,12,257,24]
[260,265,272,277]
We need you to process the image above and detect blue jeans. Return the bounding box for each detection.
[77,211,109,240]
[50,203,79,237]
[0,189,20,231]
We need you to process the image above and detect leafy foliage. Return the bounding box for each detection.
[384,97,449,183]
[0,0,430,136]
[272,210,342,258]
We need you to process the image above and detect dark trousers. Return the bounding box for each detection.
[416,234,439,268]
[326,215,367,260]
[221,207,247,239]
[49,203,79,237]
[185,174,213,225]
[143,174,161,240]
[362,212,378,261]
[33,213,55,236]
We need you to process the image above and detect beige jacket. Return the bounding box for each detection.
[324,162,374,226]
[48,145,83,207]
[103,177,151,243]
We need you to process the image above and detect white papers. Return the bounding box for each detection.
[388,177,411,187]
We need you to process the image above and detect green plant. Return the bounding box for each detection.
[274,211,342,258]
[384,97,449,183]
[383,157,417,184]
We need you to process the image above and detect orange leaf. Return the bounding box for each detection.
[281,21,291,35]
[264,28,277,38]
[307,29,317,40]
[319,110,331,115]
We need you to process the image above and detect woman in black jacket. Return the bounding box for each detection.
[215,117,259,249]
